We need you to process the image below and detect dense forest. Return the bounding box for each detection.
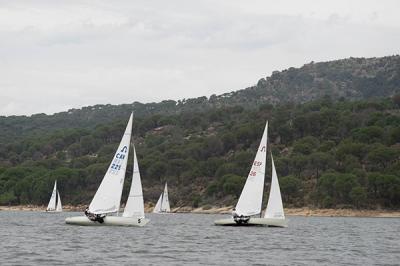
[0,96,399,209]
[0,56,399,210]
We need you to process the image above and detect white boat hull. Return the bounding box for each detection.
[65,216,149,227]
[214,217,287,227]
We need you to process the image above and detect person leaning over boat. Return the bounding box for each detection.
[84,207,105,223]
[232,208,250,224]
[232,208,239,220]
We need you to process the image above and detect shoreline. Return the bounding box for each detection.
[1,205,400,218]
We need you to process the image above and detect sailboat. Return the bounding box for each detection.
[214,121,287,227]
[153,182,171,213]
[65,113,149,227]
[46,180,62,212]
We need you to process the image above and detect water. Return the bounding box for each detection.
[0,211,399,265]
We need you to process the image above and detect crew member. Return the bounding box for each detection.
[232,208,239,219]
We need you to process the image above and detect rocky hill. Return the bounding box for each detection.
[1,56,399,144]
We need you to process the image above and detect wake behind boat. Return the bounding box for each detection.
[214,121,287,227]
[65,113,149,227]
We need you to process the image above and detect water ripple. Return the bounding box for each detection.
[0,212,399,265]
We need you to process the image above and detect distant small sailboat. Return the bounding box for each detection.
[46,181,62,212]
[66,113,149,227]
[214,121,287,227]
[153,182,171,213]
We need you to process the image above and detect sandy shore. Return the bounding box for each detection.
[2,205,400,218]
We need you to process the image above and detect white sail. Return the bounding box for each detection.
[122,146,145,218]
[89,113,133,214]
[153,182,170,213]
[46,181,57,211]
[153,193,163,213]
[161,182,170,212]
[235,121,268,216]
[56,191,62,212]
[264,155,285,219]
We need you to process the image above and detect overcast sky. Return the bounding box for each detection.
[0,0,399,116]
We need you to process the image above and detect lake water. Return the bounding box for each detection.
[0,211,399,265]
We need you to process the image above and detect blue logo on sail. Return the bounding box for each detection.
[109,145,128,174]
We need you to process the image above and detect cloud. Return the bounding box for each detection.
[0,0,399,115]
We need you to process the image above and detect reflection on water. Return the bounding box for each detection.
[0,211,399,265]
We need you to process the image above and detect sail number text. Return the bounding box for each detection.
[109,145,128,174]
[250,171,257,176]
[253,161,262,166]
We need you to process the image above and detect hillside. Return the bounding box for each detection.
[0,56,399,210]
[0,55,399,144]
[0,96,399,209]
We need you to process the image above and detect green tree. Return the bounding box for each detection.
[221,174,245,197]
[279,175,302,204]
[367,146,398,170]
[350,186,367,208]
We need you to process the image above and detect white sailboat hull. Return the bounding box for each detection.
[214,217,287,227]
[65,216,149,227]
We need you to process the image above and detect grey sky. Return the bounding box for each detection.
[0,0,399,116]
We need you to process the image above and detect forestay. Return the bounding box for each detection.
[46,181,57,211]
[264,155,285,219]
[235,122,268,217]
[89,114,133,214]
[122,146,145,218]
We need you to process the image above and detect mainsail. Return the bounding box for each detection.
[46,181,57,211]
[153,182,170,213]
[89,113,133,214]
[264,155,285,219]
[122,146,145,218]
[235,121,268,216]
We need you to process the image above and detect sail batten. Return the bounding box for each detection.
[89,114,133,215]
[235,122,268,217]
